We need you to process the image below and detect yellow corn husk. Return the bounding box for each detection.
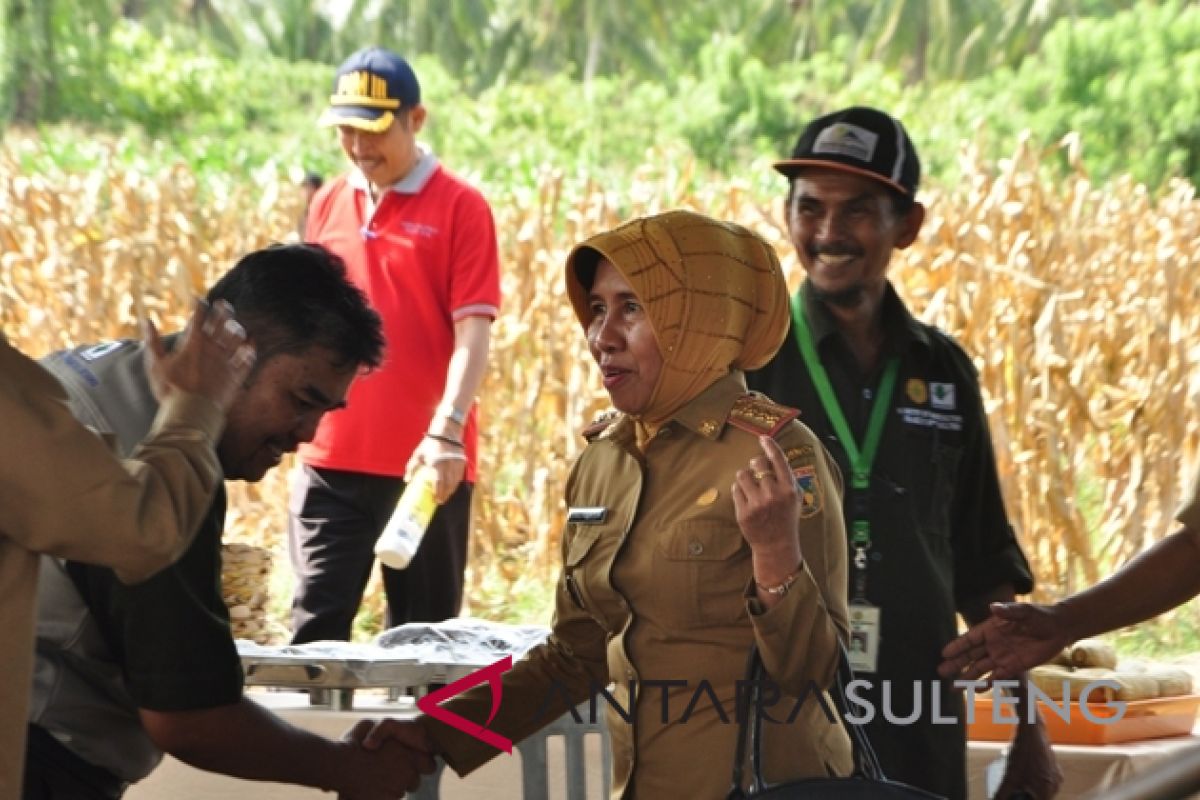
[1069,639,1118,670]
[1110,672,1162,701]
[1070,668,1120,702]
[220,543,274,644]
[1047,649,1073,667]
[6,137,1200,641]
[1144,667,1194,698]
[1028,664,1076,700]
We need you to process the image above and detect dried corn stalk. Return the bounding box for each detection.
[4,135,1199,642]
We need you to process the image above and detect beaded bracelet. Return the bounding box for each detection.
[425,432,464,448]
[755,565,802,597]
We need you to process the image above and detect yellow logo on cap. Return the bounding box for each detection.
[331,70,400,108]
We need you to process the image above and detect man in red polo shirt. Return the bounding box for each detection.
[290,47,501,641]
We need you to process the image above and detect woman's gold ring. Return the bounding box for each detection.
[753,469,771,481]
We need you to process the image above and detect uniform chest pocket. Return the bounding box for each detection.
[563,526,613,624]
[927,442,963,535]
[654,520,750,628]
[895,425,963,536]
[565,526,603,568]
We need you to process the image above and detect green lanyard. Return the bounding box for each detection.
[791,294,899,581]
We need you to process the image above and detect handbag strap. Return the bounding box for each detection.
[729,643,887,796]
[729,647,758,797]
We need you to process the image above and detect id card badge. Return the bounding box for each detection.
[848,601,882,673]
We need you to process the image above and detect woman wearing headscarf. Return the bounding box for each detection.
[368,210,852,797]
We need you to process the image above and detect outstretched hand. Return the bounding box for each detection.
[336,718,438,800]
[143,298,255,412]
[348,717,438,754]
[938,602,1069,683]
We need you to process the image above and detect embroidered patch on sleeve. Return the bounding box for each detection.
[793,464,822,518]
[784,445,814,462]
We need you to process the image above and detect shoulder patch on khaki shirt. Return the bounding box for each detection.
[581,410,620,441]
[727,392,799,437]
[793,464,823,517]
[784,444,814,462]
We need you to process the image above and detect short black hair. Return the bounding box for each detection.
[206,243,384,372]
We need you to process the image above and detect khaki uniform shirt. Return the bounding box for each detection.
[428,372,852,798]
[0,336,224,799]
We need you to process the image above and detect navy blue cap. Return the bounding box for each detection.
[319,47,421,133]
[773,106,920,197]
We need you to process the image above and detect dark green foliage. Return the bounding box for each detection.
[1008,1,1200,188]
[3,1,1198,194]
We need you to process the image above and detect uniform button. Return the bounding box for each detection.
[688,539,704,556]
[626,670,636,680]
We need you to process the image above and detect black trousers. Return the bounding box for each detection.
[24,724,126,800]
[288,464,472,643]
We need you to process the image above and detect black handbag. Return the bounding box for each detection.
[727,644,946,799]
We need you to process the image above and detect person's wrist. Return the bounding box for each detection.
[428,417,464,440]
[1053,597,1090,645]
[755,567,803,597]
[151,390,226,444]
[436,403,468,427]
[751,543,803,587]
[753,551,801,594]
[424,431,464,449]
[314,740,357,793]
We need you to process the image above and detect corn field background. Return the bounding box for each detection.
[3,134,1199,650]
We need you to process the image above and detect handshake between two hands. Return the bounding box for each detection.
[337,717,440,800]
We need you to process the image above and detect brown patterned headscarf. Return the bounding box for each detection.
[565,209,790,425]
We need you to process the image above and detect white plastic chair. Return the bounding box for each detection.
[411,702,611,800]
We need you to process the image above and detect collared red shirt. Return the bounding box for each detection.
[346,144,441,219]
[301,146,501,478]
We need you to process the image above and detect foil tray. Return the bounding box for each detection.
[239,652,485,691]
[236,641,488,710]
[237,621,550,709]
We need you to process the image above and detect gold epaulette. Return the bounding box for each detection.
[581,410,620,441]
[727,392,799,437]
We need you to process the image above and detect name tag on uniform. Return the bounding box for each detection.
[567,507,607,524]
